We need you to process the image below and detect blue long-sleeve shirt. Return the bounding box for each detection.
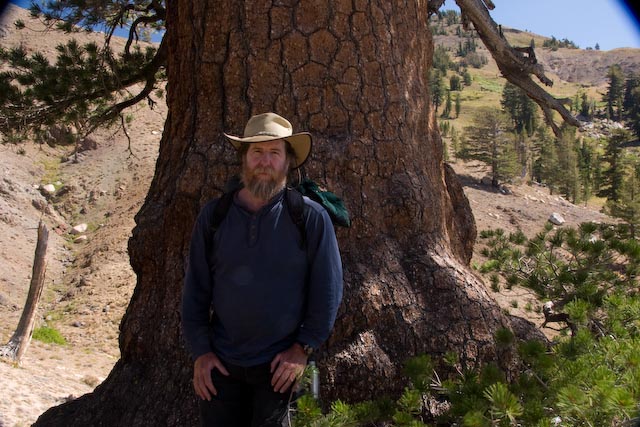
[181,190,343,366]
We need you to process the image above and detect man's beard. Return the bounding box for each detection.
[241,163,288,202]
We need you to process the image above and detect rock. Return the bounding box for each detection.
[74,235,88,243]
[40,184,56,195]
[500,185,512,195]
[71,223,88,234]
[548,213,565,225]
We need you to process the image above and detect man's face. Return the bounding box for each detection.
[241,139,290,201]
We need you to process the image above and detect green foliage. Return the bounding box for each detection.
[33,325,67,345]
[428,69,445,112]
[478,222,639,334]
[624,73,640,138]
[0,0,166,142]
[542,36,579,50]
[605,147,640,236]
[433,45,453,74]
[605,64,625,121]
[461,51,488,69]
[501,82,538,136]
[433,227,640,427]
[461,108,519,185]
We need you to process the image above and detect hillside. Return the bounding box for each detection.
[0,4,633,426]
[431,15,640,132]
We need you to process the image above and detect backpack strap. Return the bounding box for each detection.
[208,186,306,250]
[285,187,306,249]
[211,190,236,233]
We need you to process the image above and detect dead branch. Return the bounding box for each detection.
[0,221,49,364]
[454,0,580,136]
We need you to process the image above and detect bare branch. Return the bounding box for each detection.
[454,0,580,136]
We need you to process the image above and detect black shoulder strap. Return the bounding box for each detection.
[211,190,235,233]
[208,187,306,249]
[285,187,306,249]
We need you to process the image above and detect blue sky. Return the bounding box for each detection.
[6,0,640,51]
[444,0,640,51]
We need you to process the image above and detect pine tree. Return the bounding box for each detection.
[442,90,452,118]
[449,74,461,91]
[577,138,596,205]
[556,128,580,202]
[606,153,640,237]
[501,82,538,136]
[600,130,630,201]
[455,92,461,118]
[533,125,560,192]
[605,65,625,121]
[580,92,591,119]
[462,69,472,86]
[0,1,166,141]
[623,73,640,138]
[429,69,445,112]
[462,107,517,186]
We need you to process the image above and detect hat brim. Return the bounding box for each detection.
[225,132,312,169]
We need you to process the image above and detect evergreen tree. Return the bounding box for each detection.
[433,45,452,74]
[556,128,580,203]
[606,152,640,237]
[595,42,600,50]
[532,125,560,192]
[501,81,538,136]
[580,92,592,119]
[449,74,461,91]
[462,69,472,86]
[442,89,452,118]
[599,130,630,201]
[429,69,445,112]
[623,73,640,137]
[461,107,518,186]
[577,138,596,205]
[454,92,461,118]
[605,65,625,121]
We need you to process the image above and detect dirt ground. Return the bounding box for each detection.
[0,4,619,426]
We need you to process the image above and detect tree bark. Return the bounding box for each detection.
[35,1,519,425]
[0,221,48,363]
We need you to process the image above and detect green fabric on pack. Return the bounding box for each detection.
[296,178,351,228]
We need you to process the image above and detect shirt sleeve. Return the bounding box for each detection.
[181,200,217,360]
[296,203,344,349]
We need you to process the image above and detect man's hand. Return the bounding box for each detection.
[193,352,229,401]
[270,343,308,393]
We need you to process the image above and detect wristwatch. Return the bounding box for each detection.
[298,342,314,356]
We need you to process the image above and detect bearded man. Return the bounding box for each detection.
[181,112,343,427]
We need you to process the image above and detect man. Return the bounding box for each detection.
[181,112,343,426]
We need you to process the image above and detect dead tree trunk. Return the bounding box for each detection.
[35,1,523,425]
[0,221,48,363]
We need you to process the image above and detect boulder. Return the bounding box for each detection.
[548,212,565,225]
[71,223,88,234]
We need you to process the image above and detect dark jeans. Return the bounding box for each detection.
[198,362,293,427]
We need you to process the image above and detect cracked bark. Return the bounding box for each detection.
[35,1,526,425]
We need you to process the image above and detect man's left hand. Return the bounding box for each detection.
[270,343,308,393]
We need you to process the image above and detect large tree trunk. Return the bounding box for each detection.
[35,1,516,425]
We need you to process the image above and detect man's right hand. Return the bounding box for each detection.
[193,352,229,401]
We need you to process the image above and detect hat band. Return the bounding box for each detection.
[250,131,287,138]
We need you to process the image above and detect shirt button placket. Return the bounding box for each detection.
[249,216,258,246]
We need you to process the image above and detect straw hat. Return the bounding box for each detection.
[224,112,312,168]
